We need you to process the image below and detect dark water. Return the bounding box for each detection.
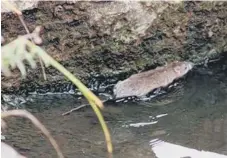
[2,59,227,158]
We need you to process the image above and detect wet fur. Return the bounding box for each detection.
[114,61,193,99]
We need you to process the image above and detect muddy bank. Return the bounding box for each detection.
[1,1,227,94]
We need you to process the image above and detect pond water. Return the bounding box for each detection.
[2,58,227,158]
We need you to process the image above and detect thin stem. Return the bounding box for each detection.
[27,41,113,154]
[2,1,22,15]
[89,101,113,156]
[30,41,104,109]
[2,110,64,158]
[18,15,47,80]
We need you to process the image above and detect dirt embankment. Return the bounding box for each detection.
[1,1,227,94]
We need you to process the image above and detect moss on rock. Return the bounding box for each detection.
[1,1,227,93]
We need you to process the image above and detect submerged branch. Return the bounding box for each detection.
[62,104,89,116]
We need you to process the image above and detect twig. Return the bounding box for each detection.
[18,14,47,80]
[1,1,22,15]
[62,104,89,116]
[1,110,64,158]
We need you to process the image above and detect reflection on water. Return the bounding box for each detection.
[150,139,227,158]
[2,59,227,158]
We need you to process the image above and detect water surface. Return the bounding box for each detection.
[2,60,227,158]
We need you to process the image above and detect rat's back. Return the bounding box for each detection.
[114,61,193,99]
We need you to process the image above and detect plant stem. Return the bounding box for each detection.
[27,41,113,154]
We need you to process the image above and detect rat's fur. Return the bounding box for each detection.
[114,61,194,99]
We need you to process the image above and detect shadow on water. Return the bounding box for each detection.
[2,57,227,158]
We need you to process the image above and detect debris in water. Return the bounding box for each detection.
[129,121,158,127]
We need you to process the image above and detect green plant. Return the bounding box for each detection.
[1,1,113,158]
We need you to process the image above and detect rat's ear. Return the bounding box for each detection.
[174,66,181,74]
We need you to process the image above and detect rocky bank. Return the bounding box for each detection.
[1,1,227,94]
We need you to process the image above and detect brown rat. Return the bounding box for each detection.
[114,61,194,99]
[62,61,194,115]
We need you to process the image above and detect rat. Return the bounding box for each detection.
[113,61,194,99]
[62,61,194,115]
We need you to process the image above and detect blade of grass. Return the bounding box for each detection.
[26,40,113,154]
[89,101,113,156]
[1,18,113,156]
[27,41,104,109]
